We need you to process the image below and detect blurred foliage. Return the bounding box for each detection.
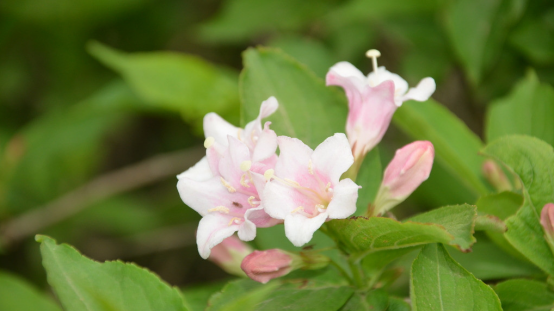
[0,0,553,309]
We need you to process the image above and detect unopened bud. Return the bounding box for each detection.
[372,141,434,216]
[482,160,512,192]
[541,203,554,256]
[208,236,253,277]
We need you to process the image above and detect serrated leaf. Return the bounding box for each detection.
[0,270,61,310]
[88,41,239,121]
[37,235,186,310]
[326,204,477,260]
[481,135,554,275]
[495,279,554,310]
[392,99,489,196]
[410,244,502,310]
[240,47,347,149]
[181,281,228,311]
[486,70,554,147]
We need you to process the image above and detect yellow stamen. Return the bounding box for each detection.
[240,173,250,188]
[237,129,243,141]
[240,160,252,172]
[208,206,230,213]
[220,177,236,193]
[248,196,257,207]
[264,169,274,181]
[284,178,300,187]
[204,137,215,148]
[325,182,332,192]
[228,217,241,226]
[315,204,325,211]
[291,206,304,214]
[308,159,314,175]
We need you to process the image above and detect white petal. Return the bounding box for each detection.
[238,218,256,241]
[203,113,239,146]
[218,136,251,189]
[197,213,240,259]
[177,156,213,181]
[177,176,249,216]
[284,212,328,247]
[262,180,298,219]
[275,136,313,180]
[401,77,436,103]
[326,178,360,219]
[259,96,279,119]
[327,62,366,91]
[252,122,278,163]
[311,133,354,183]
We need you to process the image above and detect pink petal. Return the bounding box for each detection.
[203,113,240,146]
[311,133,354,183]
[367,66,408,104]
[245,206,282,228]
[326,178,360,219]
[274,136,313,180]
[326,62,365,110]
[263,180,301,219]
[284,212,328,247]
[197,212,240,259]
[252,122,278,163]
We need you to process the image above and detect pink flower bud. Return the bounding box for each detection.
[241,249,298,284]
[541,203,554,255]
[482,160,512,192]
[372,141,434,216]
[209,236,253,277]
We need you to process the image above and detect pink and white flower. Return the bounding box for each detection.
[177,97,281,259]
[241,249,299,284]
[262,133,360,246]
[326,50,436,160]
[209,235,253,277]
[372,140,434,216]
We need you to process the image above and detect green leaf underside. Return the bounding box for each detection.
[486,70,554,147]
[37,235,186,311]
[326,204,476,259]
[392,99,488,196]
[240,47,347,149]
[208,277,354,311]
[0,270,61,310]
[481,135,554,275]
[354,147,382,216]
[495,279,554,311]
[88,41,239,120]
[410,244,502,310]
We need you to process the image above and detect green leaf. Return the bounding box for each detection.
[486,70,554,147]
[88,41,239,121]
[388,297,411,311]
[340,289,389,311]
[445,0,526,83]
[37,235,186,310]
[481,135,554,275]
[0,270,61,310]
[448,236,542,280]
[410,243,502,310]
[208,276,354,311]
[240,47,347,149]
[495,279,554,310]
[326,204,477,259]
[181,281,228,311]
[510,14,554,65]
[198,0,336,44]
[353,147,381,216]
[392,99,489,196]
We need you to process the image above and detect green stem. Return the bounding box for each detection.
[348,258,365,289]
[329,258,354,285]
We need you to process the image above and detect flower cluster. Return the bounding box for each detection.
[178,49,436,281]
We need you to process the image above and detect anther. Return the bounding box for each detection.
[240,160,252,172]
[308,159,314,175]
[315,204,326,212]
[248,196,258,207]
[240,173,250,188]
[208,206,230,213]
[325,182,332,192]
[366,49,381,77]
[237,129,243,141]
[264,169,274,181]
[291,206,304,214]
[220,177,236,193]
[228,217,242,226]
[204,137,215,148]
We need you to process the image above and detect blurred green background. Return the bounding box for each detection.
[0,0,553,305]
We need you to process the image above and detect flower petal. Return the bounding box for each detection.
[218,136,252,191]
[245,206,281,228]
[197,212,240,259]
[367,66,408,104]
[204,113,240,146]
[284,212,328,247]
[311,133,354,183]
[274,136,313,180]
[177,156,213,181]
[252,122,278,163]
[401,77,436,103]
[326,62,365,110]
[326,178,360,219]
[262,180,299,219]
